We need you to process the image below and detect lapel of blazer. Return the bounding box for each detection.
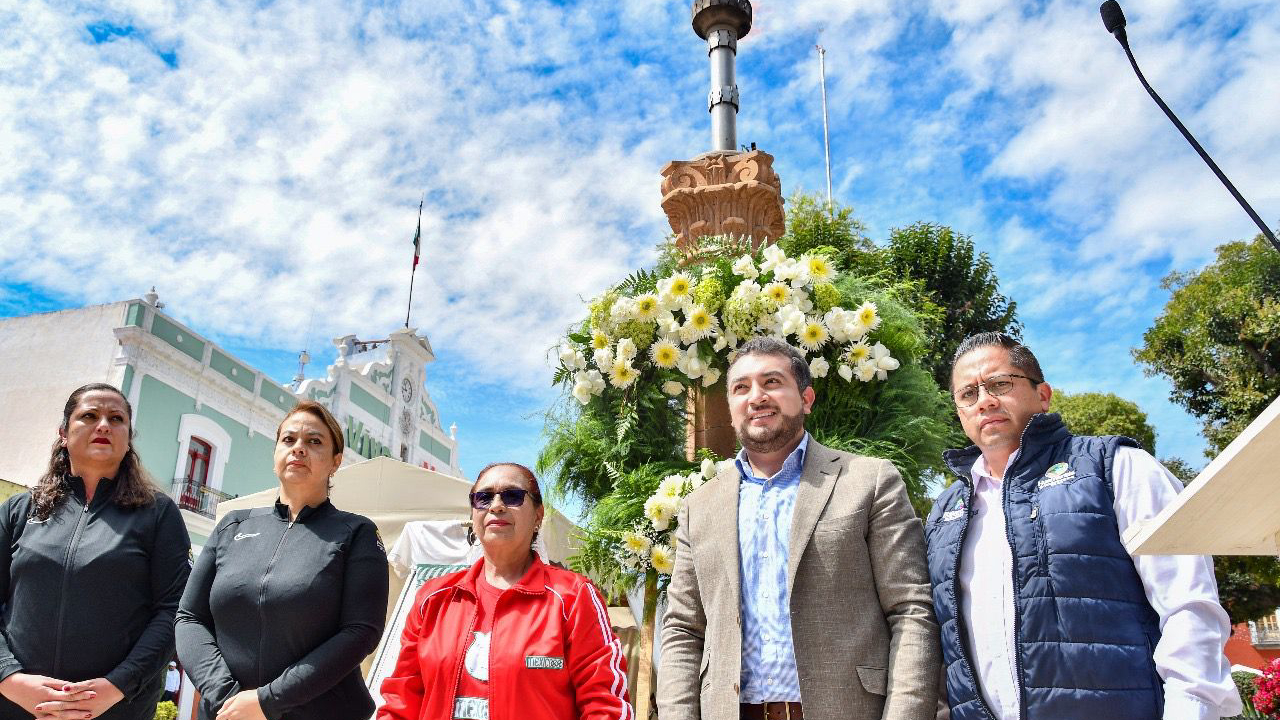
[786,438,841,594]
[703,461,742,610]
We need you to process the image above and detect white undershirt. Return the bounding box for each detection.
[956,446,1243,720]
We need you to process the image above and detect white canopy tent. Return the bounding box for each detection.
[1124,395,1280,555]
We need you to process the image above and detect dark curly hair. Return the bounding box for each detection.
[31,383,158,521]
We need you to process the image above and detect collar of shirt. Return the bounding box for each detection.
[734,433,810,486]
[969,447,1021,491]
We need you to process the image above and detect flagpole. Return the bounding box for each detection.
[406,196,424,329]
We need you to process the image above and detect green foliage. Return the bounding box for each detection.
[154,701,178,720]
[1134,235,1280,455]
[881,221,1022,391]
[539,382,687,507]
[1049,391,1158,455]
[568,461,696,597]
[1230,671,1263,719]
[777,193,879,273]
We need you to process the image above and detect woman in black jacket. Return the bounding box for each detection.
[177,400,387,720]
[0,383,192,720]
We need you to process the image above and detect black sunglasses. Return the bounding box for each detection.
[469,487,533,510]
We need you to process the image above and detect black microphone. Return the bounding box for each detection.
[1099,1,1279,253]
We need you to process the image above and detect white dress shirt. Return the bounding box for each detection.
[957,446,1242,720]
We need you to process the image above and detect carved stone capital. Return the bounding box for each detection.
[660,149,785,260]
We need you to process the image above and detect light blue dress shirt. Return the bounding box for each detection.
[736,433,809,703]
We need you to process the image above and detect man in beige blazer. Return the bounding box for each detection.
[658,337,939,720]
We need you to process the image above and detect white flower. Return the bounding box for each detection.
[871,342,900,380]
[761,282,791,306]
[657,474,686,499]
[798,319,829,352]
[775,304,807,336]
[773,258,811,289]
[559,344,586,370]
[684,304,717,341]
[644,495,679,531]
[571,370,605,405]
[855,302,881,332]
[846,341,871,365]
[837,364,853,382]
[732,254,759,279]
[760,245,787,273]
[661,380,685,396]
[650,339,681,368]
[659,273,694,301]
[701,367,721,387]
[650,544,675,574]
[585,369,605,391]
[700,458,717,479]
[809,357,830,378]
[616,338,637,362]
[633,294,661,321]
[678,349,707,380]
[622,530,652,558]
[854,360,878,382]
[593,347,614,370]
[591,330,610,350]
[804,254,834,283]
[793,289,814,313]
[572,381,593,405]
[731,280,762,301]
[612,297,637,321]
[608,361,639,388]
[825,308,853,342]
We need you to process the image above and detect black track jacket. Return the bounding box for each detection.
[176,499,388,720]
[0,478,192,720]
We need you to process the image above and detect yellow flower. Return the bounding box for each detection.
[688,305,714,332]
[650,544,675,574]
[856,302,881,331]
[847,341,871,364]
[609,361,639,388]
[622,531,652,558]
[668,273,693,298]
[649,339,680,369]
[634,294,660,321]
[591,331,610,350]
[762,282,791,306]
[798,320,829,352]
[805,255,834,283]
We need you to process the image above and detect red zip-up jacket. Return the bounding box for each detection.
[378,556,631,720]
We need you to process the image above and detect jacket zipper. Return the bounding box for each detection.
[948,481,1001,720]
[257,520,293,684]
[52,499,92,674]
[1031,505,1048,577]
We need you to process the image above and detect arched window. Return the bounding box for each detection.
[187,437,212,486]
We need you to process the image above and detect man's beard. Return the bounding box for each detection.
[735,406,806,455]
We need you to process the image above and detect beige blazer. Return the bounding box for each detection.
[657,439,940,720]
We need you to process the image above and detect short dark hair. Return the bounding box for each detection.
[950,332,1045,389]
[730,337,812,392]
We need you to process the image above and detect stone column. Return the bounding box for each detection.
[663,1,786,462]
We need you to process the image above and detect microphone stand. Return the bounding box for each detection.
[1105,7,1279,253]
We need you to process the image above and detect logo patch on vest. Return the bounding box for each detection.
[525,655,565,670]
[941,501,966,522]
[1039,462,1077,489]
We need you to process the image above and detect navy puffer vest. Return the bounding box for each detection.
[925,413,1162,720]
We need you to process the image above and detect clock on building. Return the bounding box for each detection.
[400,377,415,403]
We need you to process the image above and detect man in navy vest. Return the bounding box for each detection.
[925,332,1241,720]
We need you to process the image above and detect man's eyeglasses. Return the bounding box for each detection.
[953,373,1040,407]
[469,488,534,510]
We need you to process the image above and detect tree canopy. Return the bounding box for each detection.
[1049,390,1158,455]
[1134,235,1280,455]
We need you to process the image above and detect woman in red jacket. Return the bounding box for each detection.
[378,463,631,720]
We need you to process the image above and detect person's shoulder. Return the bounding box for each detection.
[212,507,266,535]
[326,506,380,535]
[415,565,469,600]
[808,439,894,474]
[0,489,33,514]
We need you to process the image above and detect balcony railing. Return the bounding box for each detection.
[171,477,236,518]
[1254,626,1280,647]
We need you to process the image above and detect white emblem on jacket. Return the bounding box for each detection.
[464,631,490,681]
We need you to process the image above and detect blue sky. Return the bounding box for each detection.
[2,0,1277,488]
